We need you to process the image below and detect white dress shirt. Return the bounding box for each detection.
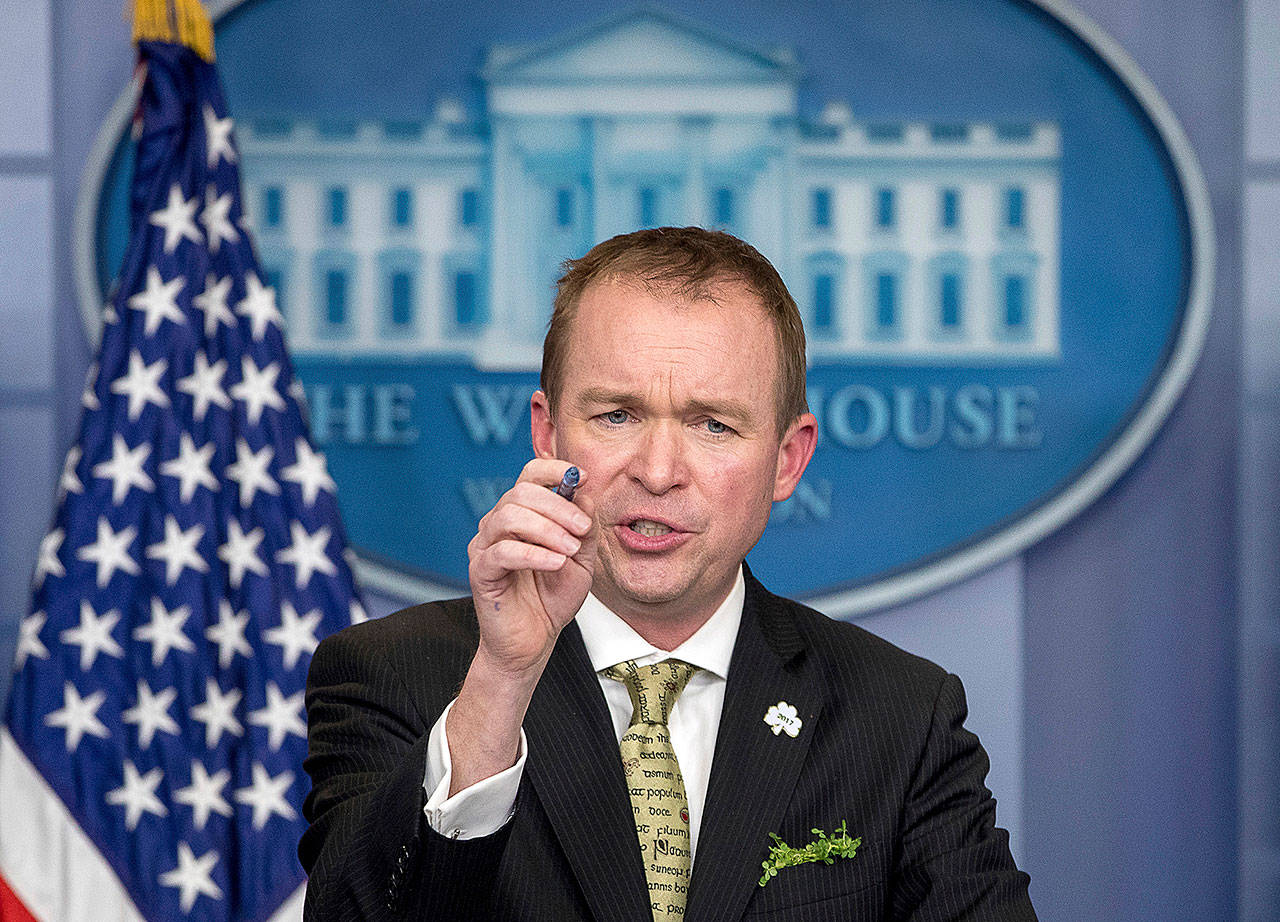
[423,567,746,868]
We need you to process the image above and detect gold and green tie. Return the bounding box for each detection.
[604,659,699,921]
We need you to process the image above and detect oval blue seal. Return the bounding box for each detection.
[78,0,1213,615]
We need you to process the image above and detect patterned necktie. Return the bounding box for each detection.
[603,659,699,922]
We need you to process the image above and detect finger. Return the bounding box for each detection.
[475,502,582,558]
[503,480,594,537]
[516,457,584,489]
[471,539,568,583]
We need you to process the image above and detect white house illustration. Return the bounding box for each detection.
[239,6,1061,368]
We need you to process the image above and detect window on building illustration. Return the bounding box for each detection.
[995,123,1034,141]
[875,187,896,230]
[930,124,968,142]
[1004,187,1026,230]
[327,187,347,228]
[263,187,283,228]
[390,270,414,328]
[392,188,413,228]
[460,188,480,227]
[812,188,832,230]
[813,274,835,333]
[875,272,898,329]
[556,187,574,228]
[865,123,904,142]
[940,188,959,230]
[714,188,734,227]
[325,269,348,327]
[455,271,479,327]
[940,272,962,328]
[1004,275,1028,330]
[639,187,658,227]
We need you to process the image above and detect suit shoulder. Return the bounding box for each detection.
[769,591,949,699]
[310,596,480,682]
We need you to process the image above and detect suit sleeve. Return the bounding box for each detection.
[890,673,1038,922]
[299,624,511,921]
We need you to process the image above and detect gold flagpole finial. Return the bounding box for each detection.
[131,0,215,62]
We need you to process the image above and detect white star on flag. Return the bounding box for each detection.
[148,182,203,254]
[32,527,66,589]
[121,679,181,748]
[217,518,269,588]
[263,602,321,670]
[192,273,236,338]
[204,104,237,168]
[201,185,240,253]
[248,682,307,751]
[350,600,369,625]
[175,760,233,830]
[176,350,232,421]
[59,601,125,670]
[132,597,198,666]
[160,432,219,503]
[281,438,336,506]
[44,682,110,752]
[190,678,244,748]
[81,361,101,410]
[145,516,210,585]
[14,611,50,669]
[205,601,253,669]
[127,265,187,336]
[106,761,169,831]
[234,272,284,340]
[230,356,286,426]
[234,763,298,830]
[59,445,84,498]
[225,439,280,506]
[159,843,223,912]
[92,433,156,505]
[275,522,337,589]
[76,516,141,587]
[110,350,170,421]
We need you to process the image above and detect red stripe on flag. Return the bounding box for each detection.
[0,873,38,922]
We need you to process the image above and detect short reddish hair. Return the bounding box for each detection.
[541,226,808,435]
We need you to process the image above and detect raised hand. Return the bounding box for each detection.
[448,459,598,794]
[467,459,598,678]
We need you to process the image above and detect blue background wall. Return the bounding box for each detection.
[0,1,1264,920]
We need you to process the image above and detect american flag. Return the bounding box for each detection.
[0,21,363,922]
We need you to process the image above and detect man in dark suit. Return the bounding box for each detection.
[299,227,1037,921]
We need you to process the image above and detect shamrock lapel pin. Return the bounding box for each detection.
[759,821,862,887]
[764,700,802,737]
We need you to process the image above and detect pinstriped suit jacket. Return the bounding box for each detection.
[299,568,1036,921]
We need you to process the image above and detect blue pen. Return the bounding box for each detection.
[552,466,579,501]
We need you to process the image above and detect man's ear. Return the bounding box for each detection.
[773,412,819,502]
[530,389,558,459]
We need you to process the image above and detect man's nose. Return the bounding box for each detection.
[627,422,687,494]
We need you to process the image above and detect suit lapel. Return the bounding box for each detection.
[685,572,823,922]
[523,621,652,921]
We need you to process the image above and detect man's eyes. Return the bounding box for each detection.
[595,410,735,435]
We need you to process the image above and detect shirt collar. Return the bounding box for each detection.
[575,566,744,680]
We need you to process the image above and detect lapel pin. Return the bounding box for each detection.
[764,701,802,738]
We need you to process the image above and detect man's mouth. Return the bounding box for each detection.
[628,519,674,537]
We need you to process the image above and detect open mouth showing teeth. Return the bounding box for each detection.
[629,519,673,537]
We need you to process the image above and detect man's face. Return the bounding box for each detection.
[531,277,817,632]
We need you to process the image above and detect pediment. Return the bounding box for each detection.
[484,6,799,85]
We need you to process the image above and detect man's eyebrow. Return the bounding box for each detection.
[575,387,756,422]
[575,387,640,408]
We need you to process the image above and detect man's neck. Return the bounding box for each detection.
[591,573,740,652]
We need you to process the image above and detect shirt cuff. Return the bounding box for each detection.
[422,698,526,840]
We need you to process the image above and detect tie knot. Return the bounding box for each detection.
[604,659,698,726]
